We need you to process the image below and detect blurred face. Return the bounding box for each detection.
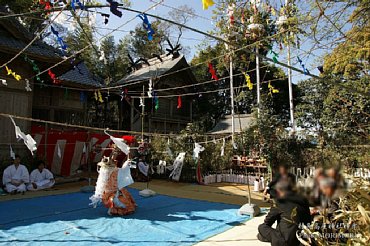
[38,163,45,171]
[279,166,287,175]
[14,157,20,165]
[321,185,335,197]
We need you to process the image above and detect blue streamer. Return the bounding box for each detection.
[51,26,68,54]
[137,14,155,41]
[71,0,84,11]
[297,57,310,75]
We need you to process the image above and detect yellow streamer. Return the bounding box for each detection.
[94,91,98,101]
[5,66,22,81]
[202,0,215,10]
[243,72,253,90]
[98,90,104,103]
[268,81,279,96]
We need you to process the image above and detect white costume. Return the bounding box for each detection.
[27,168,55,191]
[2,164,29,192]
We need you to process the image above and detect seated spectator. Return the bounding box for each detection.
[264,164,296,199]
[27,160,55,191]
[318,177,339,216]
[258,180,312,246]
[2,155,29,195]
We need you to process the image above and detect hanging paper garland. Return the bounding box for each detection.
[297,57,310,75]
[270,50,279,63]
[268,81,279,96]
[101,13,110,25]
[98,90,104,103]
[139,97,145,108]
[177,96,182,109]
[137,14,155,41]
[243,72,253,90]
[106,0,122,17]
[71,0,84,11]
[24,56,43,83]
[5,66,21,81]
[39,0,51,11]
[147,79,153,98]
[208,62,219,81]
[153,91,159,110]
[48,69,60,84]
[25,79,32,92]
[50,26,68,55]
[1,78,7,86]
[202,0,215,10]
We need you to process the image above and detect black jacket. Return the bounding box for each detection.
[262,192,312,245]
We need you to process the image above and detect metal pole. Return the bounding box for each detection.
[256,48,261,117]
[141,85,145,141]
[287,41,295,133]
[230,54,235,143]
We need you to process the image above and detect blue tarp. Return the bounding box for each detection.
[0,189,249,246]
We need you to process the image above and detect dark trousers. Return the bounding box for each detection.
[258,224,287,246]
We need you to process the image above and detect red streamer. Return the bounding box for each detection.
[48,69,60,84]
[177,96,182,109]
[208,63,219,81]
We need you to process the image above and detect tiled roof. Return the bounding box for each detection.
[58,62,103,88]
[209,114,255,134]
[0,35,64,59]
[116,54,189,84]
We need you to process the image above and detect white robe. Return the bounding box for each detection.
[27,168,55,191]
[2,164,29,192]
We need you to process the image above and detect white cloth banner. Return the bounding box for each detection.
[169,152,186,181]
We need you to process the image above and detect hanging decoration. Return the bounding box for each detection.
[139,97,145,108]
[48,69,60,84]
[148,78,153,98]
[24,56,43,83]
[25,79,32,92]
[268,81,279,96]
[297,57,310,75]
[202,0,215,10]
[50,26,68,55]
[1,79,7,86]
[96,90,104,103]
[71,0,84,11]
[137,14,155,41]
[101,13,110,24]
[39,0,51,11]
[153,91,159,110]
[5,66,21,81]
[106,0,122,17]
[177,96,182,109]
[243,72,253,90]
[10,145,15,159]
[193,143,205,159]
[270,50,279,63]
[221,138,225,156]
[208,62,219,81]
[9,116,37,155]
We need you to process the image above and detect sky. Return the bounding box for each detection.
[54,0,350,84]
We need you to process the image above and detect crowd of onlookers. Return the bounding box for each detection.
[258,164,345,245]
[1,155,54,195]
